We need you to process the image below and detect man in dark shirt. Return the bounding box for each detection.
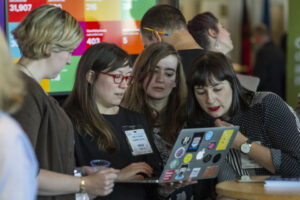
[140,4,205,75]
[253,24,286,99]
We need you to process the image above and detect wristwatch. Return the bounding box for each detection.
[241,139,254,154]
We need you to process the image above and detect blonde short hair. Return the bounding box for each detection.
[12,4,83,59]
[0,30,24,113]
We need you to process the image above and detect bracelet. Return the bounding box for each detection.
[79,177,85,193]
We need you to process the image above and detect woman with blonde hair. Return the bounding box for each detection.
[123,42,195,199]
[12,5,119,200]
[0,29,38,199]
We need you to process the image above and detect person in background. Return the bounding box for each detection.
[64,42,162,200]
[252,24,286,99]
[123,42,200,200]
[140,4,204,75]
[12,5,119,200]
[187,51,300,186]
[187,12,233,55]
[0,28,38,200]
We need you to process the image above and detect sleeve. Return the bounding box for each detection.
[12,86,43,149]
[262,93,300,176]
[0,117,38,200]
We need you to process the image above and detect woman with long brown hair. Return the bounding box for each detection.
[123,42,193,199]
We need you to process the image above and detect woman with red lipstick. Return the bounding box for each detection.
[64,43,162,200]
[123,43,200,200]
[187,51,300,184]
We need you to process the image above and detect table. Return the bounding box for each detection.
[216,176,300,200]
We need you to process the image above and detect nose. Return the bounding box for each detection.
[206,90,215,104]
[155,71,164,82]
[119,78,128,89]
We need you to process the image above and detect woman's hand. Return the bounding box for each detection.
[117,162,153,181]
[84,168,120,196]
[214,119,247,150]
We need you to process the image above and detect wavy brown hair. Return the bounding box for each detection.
[122,42,187,144]
[64,43,130,151]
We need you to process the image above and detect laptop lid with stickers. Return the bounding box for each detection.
[116,126,239,183]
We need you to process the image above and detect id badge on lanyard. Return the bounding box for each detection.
[122,125,153,156]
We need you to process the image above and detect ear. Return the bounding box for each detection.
[152,31,163,43]
[45,45,52,55]
[86,69,95,84]
[208,28,218,38]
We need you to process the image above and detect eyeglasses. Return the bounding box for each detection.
[100,72,133,84]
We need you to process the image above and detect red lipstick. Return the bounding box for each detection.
[208,106,220,111]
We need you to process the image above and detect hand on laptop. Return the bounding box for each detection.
[215,119,247,150]
[117,162,153,181]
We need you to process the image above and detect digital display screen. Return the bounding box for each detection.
[6,0,156,94]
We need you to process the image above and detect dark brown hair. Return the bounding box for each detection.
[64,43,129,150]
[187,12,218,49]
[140,4,187,41]
[187,51,253,126]
[122,42,187,144]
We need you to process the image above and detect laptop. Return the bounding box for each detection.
[117,126,239,183]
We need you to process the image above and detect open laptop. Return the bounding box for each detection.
[117,126,239,183]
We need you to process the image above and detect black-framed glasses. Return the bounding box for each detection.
[100,72,133,84]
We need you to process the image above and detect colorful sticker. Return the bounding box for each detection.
[203,154,212,163]
[189,168,201,178]
[204,131,213,140]
[174,147,185,158]
[207,142,216,150]
[183,153,193,163]
[181,136,191,145]
[203,166,219,178]
[161,170,175,182]
[213,154,221,163]
[187,132,204,152]
[169,159,180,169]
[196,148,206,160]
[175,164,188,180]
[216,129,234,150]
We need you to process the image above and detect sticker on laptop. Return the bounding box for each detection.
[169,159,180,169]
[212,154,221,163]
[216,129,234,150]
[181,136,191,145]
[203,166,219,178]
[196,148,206,160]
[161,170,175,182]
[174,147,185,158]
[203,154,212,163]
[207,142,216,150]
[189,167,201,178]
[183,153,193,163]
[204,131,213,140]
[175,164,189,180]
[187,132,204,152]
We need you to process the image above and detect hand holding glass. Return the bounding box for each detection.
[90,159,110,172]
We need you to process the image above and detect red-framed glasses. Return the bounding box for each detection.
[100,72,133,84]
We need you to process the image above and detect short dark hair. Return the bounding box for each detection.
[140,4,187,40]
[187,12,218,49]
[186,51,253,126]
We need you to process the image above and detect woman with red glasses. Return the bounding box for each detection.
[64,43,162,200]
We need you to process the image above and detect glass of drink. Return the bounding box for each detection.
[90,159,110,172]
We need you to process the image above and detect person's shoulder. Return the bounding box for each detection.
[0,112,24,143]
[251,92,284,109]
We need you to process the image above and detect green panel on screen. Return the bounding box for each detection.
[122,0,156,20]
[49,56,80,93]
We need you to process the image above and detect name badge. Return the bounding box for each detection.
[123,126,153,156]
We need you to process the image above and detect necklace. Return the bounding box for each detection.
[18,63,38,82]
